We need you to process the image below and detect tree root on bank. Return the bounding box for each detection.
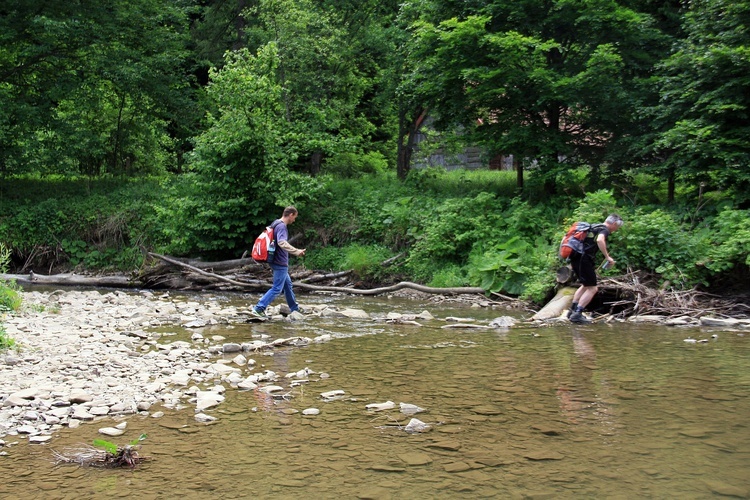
[597,269,750,319]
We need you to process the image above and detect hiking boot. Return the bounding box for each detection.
[567,302,578,319]
[569,311,591,324]
[250,308,268,320]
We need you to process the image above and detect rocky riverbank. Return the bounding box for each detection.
[0,289,326,446]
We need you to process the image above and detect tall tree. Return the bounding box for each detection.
[403,0,669,192]
[650,0,750,202]
[0,0,194,176]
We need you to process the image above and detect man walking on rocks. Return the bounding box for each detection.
[251,206,306,319]
[568,214,623,324]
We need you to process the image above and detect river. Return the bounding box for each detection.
[1,292,749,499]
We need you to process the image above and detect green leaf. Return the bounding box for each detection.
[93,439,118,455]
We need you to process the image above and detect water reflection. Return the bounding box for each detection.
[1,294,749,499]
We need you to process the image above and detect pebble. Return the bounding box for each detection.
[98,427,125,437]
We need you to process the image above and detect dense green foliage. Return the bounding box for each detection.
[2,170,750,303]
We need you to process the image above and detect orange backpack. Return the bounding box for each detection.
[559,222,591,259]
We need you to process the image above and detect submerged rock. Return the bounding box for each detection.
[404,418,430,433]
[366,401,395,411]
[700,317,740,328]
[489,316,517,328]
[98,427,125,437]
[399,403,425,415]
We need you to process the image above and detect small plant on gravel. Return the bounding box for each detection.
[0,243,20,351]
[0,324,16,351]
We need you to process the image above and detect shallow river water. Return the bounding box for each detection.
[2,293,749,499]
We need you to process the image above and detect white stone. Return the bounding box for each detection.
[195,391,224,411]
[302,408,320,416]
[207,363,240,376]
[366,401,395,411]
[321,390,345,399]
[69,389,93,404]
[400,403,425,415]
[700,317,740,327]
[89,406,110,416]
[98,427,125,437]
[29,435,52,444]
[237,379,258,390]
[259,385,284,394]
[628,315,666,323]
[416,310,435,320]
[404,418,430,433]
[339,308,370,319]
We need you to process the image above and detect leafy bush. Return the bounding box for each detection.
[701,208,750,274]
[342,244,394,281]
[304,245,348,272]
[304,243,396,282]
[466,235,557,302]
[617,208,705,288]
[428,264,469,288]
[323,151,388,178]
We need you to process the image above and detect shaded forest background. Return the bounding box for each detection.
[1,0,749,303]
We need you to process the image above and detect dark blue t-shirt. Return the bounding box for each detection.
[271,219,290,266]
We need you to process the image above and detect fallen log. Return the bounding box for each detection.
[0,272,136,288]
[531,287,576,321]
[294,281,486,296]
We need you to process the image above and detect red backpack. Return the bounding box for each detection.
[559,222,591,259]
[251,221,279,263]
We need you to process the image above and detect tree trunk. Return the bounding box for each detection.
[397,106,427,180]
[515,155,523,190]
[667,169,675,203]
[233,0,247,50]
[309,151,322,176]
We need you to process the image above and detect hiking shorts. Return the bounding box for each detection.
[570,252,597,286]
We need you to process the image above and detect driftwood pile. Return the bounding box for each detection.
[597,268,750,319]
[53,441,149,468]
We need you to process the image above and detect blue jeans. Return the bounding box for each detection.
[255,264,298,312]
